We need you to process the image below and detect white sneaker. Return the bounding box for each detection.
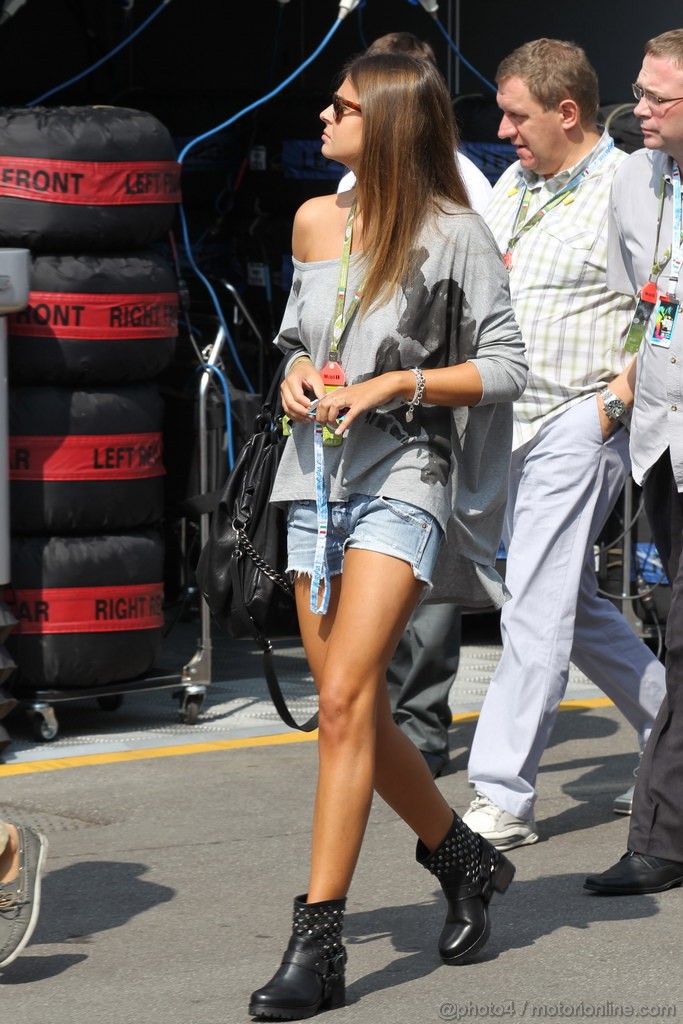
[463,793,539,850]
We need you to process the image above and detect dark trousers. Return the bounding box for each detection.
[387,602,461,758]
[629,450,683,860]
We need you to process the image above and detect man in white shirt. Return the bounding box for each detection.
[585,29,683,895]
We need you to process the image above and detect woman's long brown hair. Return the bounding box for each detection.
[343,52,470,315]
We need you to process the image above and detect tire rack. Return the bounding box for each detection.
[10,319,240,743]
[0,106,190,741]
[17,282,268,741]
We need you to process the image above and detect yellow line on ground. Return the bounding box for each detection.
[557,697,614,710]
[0,696,614,778]
[0,731,317,777]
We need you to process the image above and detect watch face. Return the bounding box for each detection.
[603,393,626,418]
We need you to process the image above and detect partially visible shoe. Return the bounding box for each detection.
[613,756,640,815]
[584,850,683,895]
[421,750,450,779]
[0,824,48,968]
[613,784,634,816]
[463,793,539,851]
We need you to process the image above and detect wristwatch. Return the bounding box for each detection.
[599,388,626,420]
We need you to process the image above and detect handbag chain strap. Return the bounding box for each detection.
[233,524,294,597]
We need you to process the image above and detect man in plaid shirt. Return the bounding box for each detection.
[463,38,666,850]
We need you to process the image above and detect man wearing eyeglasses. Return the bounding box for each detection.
[585,30,683,895]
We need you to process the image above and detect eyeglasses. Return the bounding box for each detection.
[331,93,362,122]
[632,82,683,108]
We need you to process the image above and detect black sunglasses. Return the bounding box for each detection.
[332,93,362,122]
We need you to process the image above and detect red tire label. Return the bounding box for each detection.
[0,157,181,205]
[3,583,164,634]
[10,291,179,339]
[9,433,165,480]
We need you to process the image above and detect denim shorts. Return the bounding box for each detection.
[286,493,444,589]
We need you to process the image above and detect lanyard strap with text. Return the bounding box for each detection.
[646,166,683,284]
[310,202,363,616]
[329,201,363,361]
[503,140,615,267]
[667,163,683,294]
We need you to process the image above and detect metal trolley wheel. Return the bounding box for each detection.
[16,666,210,743]
[177,689,205,725]
[27,703,59,742]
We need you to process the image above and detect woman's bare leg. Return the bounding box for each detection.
[296,549,452,903]
[373,684,453,848]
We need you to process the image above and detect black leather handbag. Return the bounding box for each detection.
[195,361,318,732]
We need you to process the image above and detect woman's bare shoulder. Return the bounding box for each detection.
[292,191,354,262]
[292,192,332,233]
[296,193,340,221]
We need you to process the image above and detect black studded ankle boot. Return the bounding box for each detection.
[248,894,347,1020]
[417,811,515,965]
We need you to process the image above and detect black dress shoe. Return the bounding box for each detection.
[584,850,683,895]
[421,750,450,779]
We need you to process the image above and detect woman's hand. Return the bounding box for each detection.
[280,360,325,422]
[313,371,413,435]
[283,362,487,433]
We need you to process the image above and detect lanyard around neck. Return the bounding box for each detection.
[505,139,615,255]
[651,164,683,292]
[330,201,363,362]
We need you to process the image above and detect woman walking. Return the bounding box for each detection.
[249,52,527,1020]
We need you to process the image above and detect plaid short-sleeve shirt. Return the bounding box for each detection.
[485,130,636,450]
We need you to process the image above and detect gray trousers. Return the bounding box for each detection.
[468,397,667,819]
[387,601,461,758]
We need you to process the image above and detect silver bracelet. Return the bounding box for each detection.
[405,367,426,422]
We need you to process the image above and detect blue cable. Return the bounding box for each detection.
[26,0,174,107]
[431,17,496,93]
[178,202,256,394]
[177,19,343,164]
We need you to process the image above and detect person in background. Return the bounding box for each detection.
[249,51,527,1020]
[338,31,493,779]
[462,38,666,851]
[0,818,47,968]
[585,29,683,896]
